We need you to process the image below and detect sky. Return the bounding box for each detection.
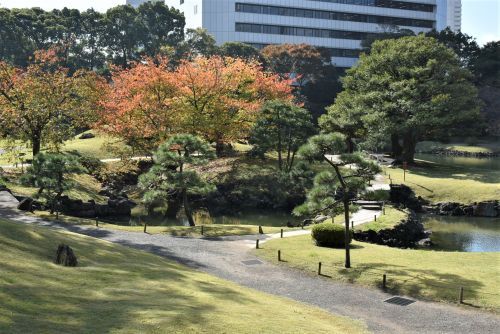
[1,0,499,45]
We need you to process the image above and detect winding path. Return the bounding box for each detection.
[0,191,499,334]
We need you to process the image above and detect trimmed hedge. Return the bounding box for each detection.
[311,222,351,248]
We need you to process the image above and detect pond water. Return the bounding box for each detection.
[127,210,300,227]
[415,153,500,170]
[422,215,500,252]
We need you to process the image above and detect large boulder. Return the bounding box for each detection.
[17,197,34,211]
[354,212,427,248]
[54,244,78,267]
[473,201,498,217]
[79,132,95,139]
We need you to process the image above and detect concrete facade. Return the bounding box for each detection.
[129,0,462,68]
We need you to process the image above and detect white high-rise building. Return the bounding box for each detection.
[130,0,462,68]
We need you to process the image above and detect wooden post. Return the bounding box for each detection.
[374,215,377,222]
[351,220,354,229]
[318,262,322,275]
[301,224,304,230]
[459,287,464,304]
[383,274,387,289]
[95,217,99,227]
[280,229,283,238]
[278,250,281,261]
[143,222,147,233]
[201,225,204,236]
[383,206,386,215]
[259,225,263,234]
[256,239,259,249]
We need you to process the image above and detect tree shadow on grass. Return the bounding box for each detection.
[0,220,264,334]
[338,262,489,308]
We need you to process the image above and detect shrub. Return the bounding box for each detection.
[78,156,104,176]
[311,222,351,248]
[362,189,390,202]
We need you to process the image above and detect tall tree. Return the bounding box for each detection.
[98,57,180,153]
[261,43,341,119]
[174,56,293,156]
[326,35,481,163]
[220,42,262,62]
[473,41,500,88]
[139,134,215,226]
[137,1,185,58]
[0,49,104,156]
[426,28,480,68]
[249,100,314,172]
[295,133,380,268]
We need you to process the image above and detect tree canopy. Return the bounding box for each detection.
[324,35,481,163]
[139,134,215,226]
[0,49,105,156]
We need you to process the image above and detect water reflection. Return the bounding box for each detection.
[423,215,500,252]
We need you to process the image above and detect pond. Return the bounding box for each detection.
[422,215,500,252]
[126,210,300,228]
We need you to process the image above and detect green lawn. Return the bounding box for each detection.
[356,206,408,232]
[0,131,129,165]
[256,235,500,311]
[385,160,500,204]
[416,140,500,154]
[0,219,365,334]
[4,172,106,203]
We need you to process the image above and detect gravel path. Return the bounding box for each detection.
[1,191,499,334]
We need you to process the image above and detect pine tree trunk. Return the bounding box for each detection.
[343,198,351,269]
[391,134,403,161]
[402,133,417,164]
[32,134,42,156]
[182,190,195,227]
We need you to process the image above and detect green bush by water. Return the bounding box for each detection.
[311,222,351,248]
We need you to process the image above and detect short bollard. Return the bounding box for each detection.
[374,215,377,222]
[259,225,263,234]
[459,287,464,304]
[280,229,283,238]
[95,217,99,227]
[318,262,322,275]
[301,224,304,230]
[256,239,260,249]
[143,222,147,233]
[278,250,281,262]
[382,274,387,289]
[351,221,354,229]
[201,225,204,236]
[383,207,386,215]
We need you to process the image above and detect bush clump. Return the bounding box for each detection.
[311,222,351,248]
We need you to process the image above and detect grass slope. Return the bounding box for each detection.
[416,141,500,154]
[34,212,305,237]
[256,235,500,311]
[385,161,500,204]
[0,219,365,334]
[356,207,408,232]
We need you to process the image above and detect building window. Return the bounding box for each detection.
[236,22,377,41]
[235,3,435,29]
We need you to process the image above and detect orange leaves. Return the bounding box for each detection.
[99,55,294,152]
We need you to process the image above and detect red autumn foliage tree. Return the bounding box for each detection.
[99,56,293,155]
[0,49,105,156]
[98,58,180,153]
[174,56,293,155]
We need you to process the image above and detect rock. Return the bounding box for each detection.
[417,238,432,247]
[313,215,330,224]
[353,211,426,248]
[79,132,95,139]
[17,197,34,211]
[54,244,78,267]
[302,219,313,226]
[473,201,498,217]
[389,184,422,211]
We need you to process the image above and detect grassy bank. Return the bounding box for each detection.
[256,235,500,311]
[0,219,365,334]
[34,212,303,237]
[385,160,500,203]
[416,140,500,154]
[356,207,408,232]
